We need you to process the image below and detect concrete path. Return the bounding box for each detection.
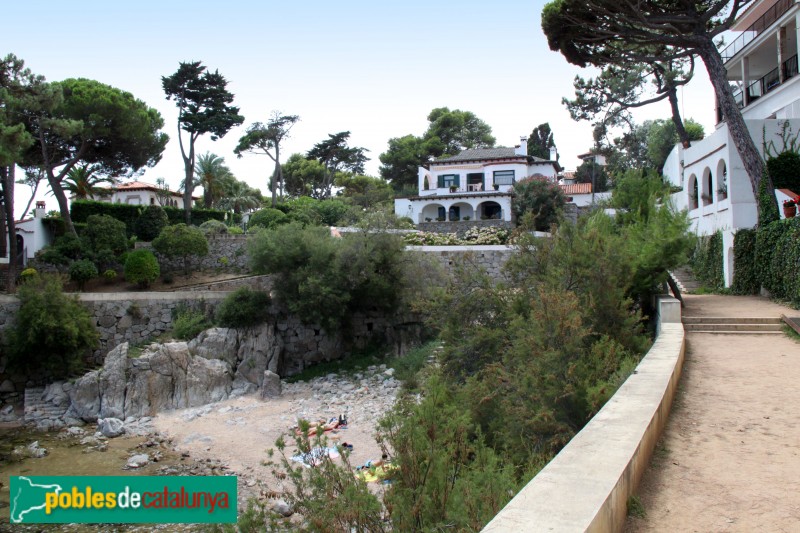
[626,294,800,533]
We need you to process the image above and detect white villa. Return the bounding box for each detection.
[394,138,561,224]
[94,180,190,208]
[663,0,800,286]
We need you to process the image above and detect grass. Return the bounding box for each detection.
[285,340,439,386]
[783,324,800,341]
[627,494,646,519]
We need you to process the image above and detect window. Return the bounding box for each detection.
[437,174,460,188]
[493,170,515,185]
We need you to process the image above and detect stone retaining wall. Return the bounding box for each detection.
[0,291,422,403]
[137,234,250,273]
[409,245,515,281]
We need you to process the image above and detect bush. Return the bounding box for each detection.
[172,308,212,340]
[248,208,288,230]
[19,268,38,283]
[83,214,128,257]
[511,176,566,231]
[103,269,118,284]
[124,249,160,288]
[227,225,244,235]
[199,219,229,235]
[249,223,407,332]
[152,224,209,275]
[134,205,169,241]
[38,233,87,267]
[215,288,272,328]
[766,150,800,190]
[69,259,98,291]
[6,275,98,378]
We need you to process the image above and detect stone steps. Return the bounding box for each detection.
[24,386,68,422]
[683,316,784,334]
[669,268,700,294]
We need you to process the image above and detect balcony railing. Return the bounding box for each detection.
[720,0,793,63]
[730,54,799,109]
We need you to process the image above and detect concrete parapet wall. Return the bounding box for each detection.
[483,296,685,533]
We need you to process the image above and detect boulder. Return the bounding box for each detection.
[260,370,282,399]
[271,499,293,517]
[186,358,232,407]
[188,328,239,367]
[126,453,149,469]
[98,343,128,419]
[66,370,102,422]
[43,382,69,407]
[235,323,283,386]
[98,417,125,438]
[0,379,15,392]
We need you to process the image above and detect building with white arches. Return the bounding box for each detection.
[394,139,561,225]
[663,0,800,287]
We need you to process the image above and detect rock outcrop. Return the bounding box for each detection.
[55,322,284,425]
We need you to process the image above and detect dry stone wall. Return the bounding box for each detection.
[137,234,250,273]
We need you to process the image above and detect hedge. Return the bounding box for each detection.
[754,217,800,302]
[731,229,759,295]
[690,231,724,290]
[71,200,241,237]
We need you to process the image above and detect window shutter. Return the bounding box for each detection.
[455,174,460,186]
[438,176,445,188]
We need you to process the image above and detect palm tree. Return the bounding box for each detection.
[63,164,115,199]
[195,152,233,208]
[217,180,261,214]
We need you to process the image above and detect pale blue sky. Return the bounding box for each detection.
[3,0,715,207]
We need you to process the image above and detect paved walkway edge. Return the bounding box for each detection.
[483,296,685,533]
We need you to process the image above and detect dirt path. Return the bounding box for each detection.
[626,295,800,532]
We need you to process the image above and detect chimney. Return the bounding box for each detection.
[35,201,46,218]
[515,136,528,156]
[549,146,558,161]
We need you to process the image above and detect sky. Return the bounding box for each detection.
[3,0,716,213]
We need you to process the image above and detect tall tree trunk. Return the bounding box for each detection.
[2,166,18,292]
[47,172,76,235]
[666,87,690,148]
[697,40,775,221]
[0,190,6,260]
[19,177,40,220]
[183,161,193,224]
[271,144,280,207]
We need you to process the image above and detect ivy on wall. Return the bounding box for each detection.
[731,229,759,295]
[754,217,800,303]
[690,231,724,290]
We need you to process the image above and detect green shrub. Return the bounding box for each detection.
[511,176,566,231]
[215,287,271,328]
[124,249,160,288]
[199,219,229,235]
[249,223,407,332]
[152,224,209,275]
[83,214,128,257]
[38,233,87,266]
[103,269,118,284]
[172,308,212,340]
[69,259,98,291]
[248,208,288,230]
[6,275,98,378]
[134,205,169,241]
[227,225,244,235]
[731,229,759,295]
[19,268,38,283]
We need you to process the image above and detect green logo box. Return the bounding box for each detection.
[9,475,237,524]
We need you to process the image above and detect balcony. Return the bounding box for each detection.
[721,0,793,63]
[730,54,798,109]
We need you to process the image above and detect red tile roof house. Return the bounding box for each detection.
[394,138,562,227]
[94,181,195,208]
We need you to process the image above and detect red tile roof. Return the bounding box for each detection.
[560,183,592,195]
